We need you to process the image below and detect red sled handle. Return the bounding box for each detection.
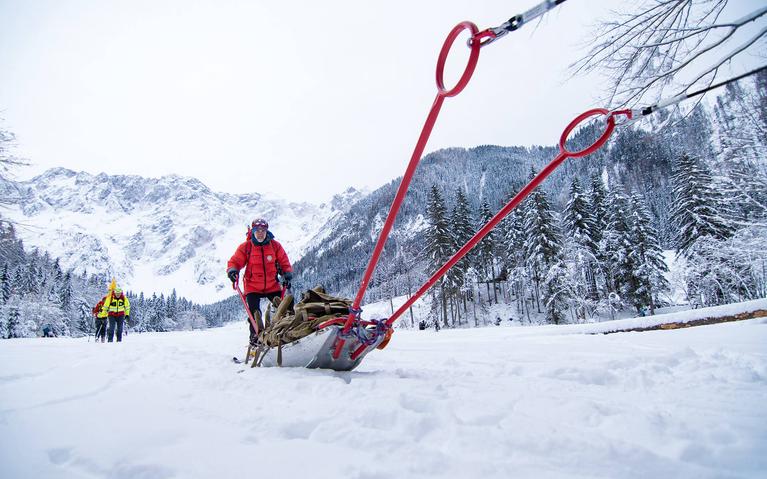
[233,281,261,336]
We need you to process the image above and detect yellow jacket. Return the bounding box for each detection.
[100,294,131,317]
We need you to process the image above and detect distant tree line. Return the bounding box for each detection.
[0,222,235,338]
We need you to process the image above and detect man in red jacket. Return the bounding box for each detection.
[227,218,293,345]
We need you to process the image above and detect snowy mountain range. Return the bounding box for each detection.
[0,168,363,303]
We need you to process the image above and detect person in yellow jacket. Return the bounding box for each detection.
[100,287,131,342]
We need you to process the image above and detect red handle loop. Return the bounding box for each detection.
[436,21,481,97]
[558,108,615,158]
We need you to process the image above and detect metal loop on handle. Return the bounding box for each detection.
[436,22,480,97]
[558,108,615,158]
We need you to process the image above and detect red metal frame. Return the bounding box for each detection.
[333,22,482,359]
[330,20,631,360]
[234,282,261,337]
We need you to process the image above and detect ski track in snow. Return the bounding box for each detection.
[1,318,766,479]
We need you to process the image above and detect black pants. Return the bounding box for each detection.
[95,318,107,341]
[246,291,281,343]
[108,316,125,342]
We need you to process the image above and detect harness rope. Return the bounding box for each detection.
[614,64,767,127]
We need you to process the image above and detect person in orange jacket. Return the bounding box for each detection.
[227,218,293,345]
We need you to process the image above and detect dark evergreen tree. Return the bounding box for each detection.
[587,173,608,250]
[59,271,73,311]
[0,263,9,304]
[167,288,178,321]
[424,185,451,326]
[52,258,63,282]
[448,188,473,323]
[627,193,669,314]
[12,267,23,296]
[450,188,474,276]
[562,177,599,317]
[6,306,20,338]
[601,186,634,302]
[523,184,562,319]
[542,260,571,325]
[476,200,500,305]
[563,177,597,251]
[669,154,734,257]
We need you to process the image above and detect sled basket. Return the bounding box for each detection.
[254,287,390,371]
[257,324,386,371]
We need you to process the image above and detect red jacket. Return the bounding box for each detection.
[92,299,105,316]
[227,234,292,294]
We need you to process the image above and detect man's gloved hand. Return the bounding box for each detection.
[227,269,239,284]
[282,271,293,290]
[125,315,130,322]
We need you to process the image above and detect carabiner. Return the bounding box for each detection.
[467,27,507,48]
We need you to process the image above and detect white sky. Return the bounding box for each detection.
[0,0,763,203]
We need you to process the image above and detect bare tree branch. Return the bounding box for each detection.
[571,1,767,108]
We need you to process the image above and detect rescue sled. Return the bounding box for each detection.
[236,285,391,372]
[256,323,388,371]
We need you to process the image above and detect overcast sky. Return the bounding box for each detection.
[0,0,763,203]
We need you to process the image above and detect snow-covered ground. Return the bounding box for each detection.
[1,307,766,479]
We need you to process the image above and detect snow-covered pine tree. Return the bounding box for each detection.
[23,262,39,297]
[713,73,767,222]
[449,188,474,323]
[563,177,597,251]
[627,193,669,314]
[424,185,452,327]
[477,200,498,304]
[6,305,20,338]
[542,259,572,325]
[502,203,528,319]
[562,177,599,318]
[587,174,608,240]
[167,288,178,322]
[0,264,9,304]
[601,186,635,308]
[671,152,758,306]
[523,182,563,320]
[12,267,23,297]
[52,258,63,282]
[669,154,734,257]
[59,271,73,311]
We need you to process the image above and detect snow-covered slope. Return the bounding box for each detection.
[1,168,363,303]
[1,304,765,478]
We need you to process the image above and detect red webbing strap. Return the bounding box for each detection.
[386,108,628,326]
[333,22,481,359]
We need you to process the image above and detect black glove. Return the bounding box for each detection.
[227,269,239,284]
[282,271,293,289]
[125,315,130,321]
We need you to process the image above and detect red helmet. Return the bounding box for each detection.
[251,218,268,230]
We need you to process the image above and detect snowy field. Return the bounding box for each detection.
[1,309,766,479]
